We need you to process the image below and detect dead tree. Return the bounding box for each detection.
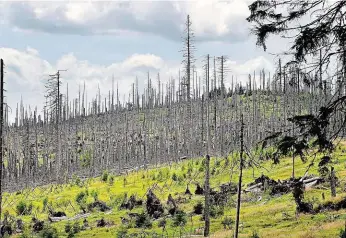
[0,59,4,220]
[204,54,211,237]
[45,70,65,180]
[234,114,244,238]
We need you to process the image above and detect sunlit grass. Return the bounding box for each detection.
[4,142,346,237]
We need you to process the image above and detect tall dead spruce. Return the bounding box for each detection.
[204,54,211,237]
[45,70,65,181]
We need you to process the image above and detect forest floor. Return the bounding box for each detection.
[4,142,346,238]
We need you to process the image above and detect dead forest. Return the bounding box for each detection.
[1,1,346,236]
[1,55,345,192]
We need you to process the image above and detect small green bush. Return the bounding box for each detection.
[158,219,166,228]
[72,221,81,234]
[172,173,178,181]
[210,205,224,218]
[193,202,204,215]
[135,213,152,228]
[340,228,346,238]
[250,230,260,238]
[221,216,233,229]
[91,190,98,201]
[75,191,88,212]
[38,225,58,238]
[108,175,115,185]
[172,210,187,227]
[16,200,33,216]
[42,197,48,212]
[65,222,72,234]
[101,170,109,182]
[75,191,87,204]
[116,226,128,238]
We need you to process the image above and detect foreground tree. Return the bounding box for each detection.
[248,0,346,198]
[248,0,346,78]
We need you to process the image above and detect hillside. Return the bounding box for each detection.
[3,90,332,192]
[2,142,346,238]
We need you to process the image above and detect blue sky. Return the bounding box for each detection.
[0,0,282,122]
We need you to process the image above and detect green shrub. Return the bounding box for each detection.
[224,157,230,166]
[172,173,178,181]
[135,213,152,228]
[72,221,81,234]
[109,194,124,208]
[75,191,88,212]
[157,171,164,181]
[108,175,115,185]
[210,205,224,218]
[101,170,109,182]
[158,219,166,228]
[38,225,58,238]
[72,175,83,187]
[250,230,260,238]
[75,191,87,204]
[65,221,81,238]
[79,151,91,168]
[177,175,184,184]
[193,202,204,215]
[116,226,128,238]
[172,210,187,227]
[221,216,233,229]
[65,222,72,234]
[42,197,48,212]
[91,190,98,201]
[340,228,346,238]
[16,200,33,216]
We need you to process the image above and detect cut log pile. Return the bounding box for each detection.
[245,174,324,196]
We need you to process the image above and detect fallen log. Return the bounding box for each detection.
[305,180,318,189]
[48,216,67,222]
[302,177,322,184]
[244,183,262,192]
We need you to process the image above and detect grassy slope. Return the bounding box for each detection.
[5,143,346,238]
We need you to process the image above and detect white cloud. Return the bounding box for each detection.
[1,1,252,42]
[0,46,273,122]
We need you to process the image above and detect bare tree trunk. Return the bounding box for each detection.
[204,54,210,237]
[330,166,336,197]
[234,114,244,238]
[0,59,4,221]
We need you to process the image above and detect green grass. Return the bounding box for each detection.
[4,142,346,238]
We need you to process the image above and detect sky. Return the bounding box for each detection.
[0,0,287,122]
